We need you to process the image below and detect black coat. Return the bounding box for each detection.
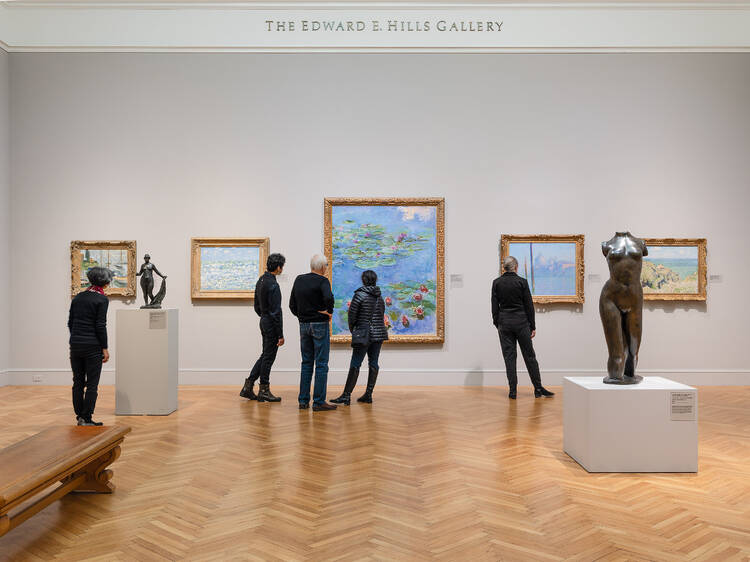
[348,286,389,345]
[254,271,283,339]
[491,272,536,331]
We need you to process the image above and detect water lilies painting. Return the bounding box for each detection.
[500,234,585,304]
[325,198,445,343]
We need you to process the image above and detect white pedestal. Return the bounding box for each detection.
[563,376,698,473]
[115,309,178,415]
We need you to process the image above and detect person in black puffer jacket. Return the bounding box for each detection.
[331,270,388,405]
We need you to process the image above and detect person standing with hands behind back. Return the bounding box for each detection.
[290,254,337,411]
[240,253,286,403]
[491,256,555,400]
[69,266,112,426]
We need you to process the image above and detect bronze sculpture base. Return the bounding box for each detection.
[602,375,643,385]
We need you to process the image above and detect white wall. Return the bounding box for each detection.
[8,53,750,386]
[0,47,9,387]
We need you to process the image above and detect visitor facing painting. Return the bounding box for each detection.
[331,270,388,406]
[491,257,554,400]
[240,253,286,403]
[290,254,337,411]
[68,266,112,426]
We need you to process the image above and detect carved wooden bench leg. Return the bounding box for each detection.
[71,445,122,494]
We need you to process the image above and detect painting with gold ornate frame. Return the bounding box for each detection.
[325,197,445,344]
[191,238,270,299]
[70,240,137,297]
[500,234,585,304]
[642,238,707,301]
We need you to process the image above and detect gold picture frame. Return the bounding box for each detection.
[70,240,137,297]
[191,237,269,299]
[642,238,707,301]
[324,197,445,344]
[500,234,585,304]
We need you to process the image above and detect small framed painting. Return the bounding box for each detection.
[191,238,269,299]
[325,197,445,344]
[641,238,707,301]
[70,240,137,297]
[500,234,585,304]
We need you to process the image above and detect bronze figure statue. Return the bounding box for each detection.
[599,232,647,385]
[136,254,167,309]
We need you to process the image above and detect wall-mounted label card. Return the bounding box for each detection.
[149,311,167,330]
[450,274,464,289]
[709,274,723,284]
[670,391,696,421]
[588,274,602,282]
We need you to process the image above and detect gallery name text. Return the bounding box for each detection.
[264,20,503,33]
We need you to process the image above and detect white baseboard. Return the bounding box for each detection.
[5,368,750,387]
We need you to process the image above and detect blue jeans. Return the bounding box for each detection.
[298,322,330,406]
[349,341,382,370]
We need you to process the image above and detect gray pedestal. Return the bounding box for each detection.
[115,308,178,415]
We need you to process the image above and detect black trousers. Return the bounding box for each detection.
[70,345,104,420]
[248,316,279,386]
[498,319,542,389]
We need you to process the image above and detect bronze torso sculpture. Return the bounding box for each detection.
[136,254,167,309]
[599,232,647,384]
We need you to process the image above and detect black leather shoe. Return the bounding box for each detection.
[299,403,309,410]
[239,378,258,400]
[330,392,351,405]
[312,402,337,411]
[357,366,379,403]
[257,384,282,403]
[534,387,555,398]
[508,389,517,400]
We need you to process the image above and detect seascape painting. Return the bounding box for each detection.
[642,243,702,297]
[200,246,260,292]
[326,199,445,343]
[80,249,129,289]
[191,238,269,299]
[500,235,585,303]
[70,240,137,297]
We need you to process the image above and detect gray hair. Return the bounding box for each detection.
[310,254,328,272]
[503,256,518,272]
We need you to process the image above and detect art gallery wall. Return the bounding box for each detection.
[7,52,750,386]
[0,47,9,386]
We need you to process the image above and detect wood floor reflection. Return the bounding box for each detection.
[1,385,749,561]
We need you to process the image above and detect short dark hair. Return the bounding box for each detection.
[361,270,377,286]
[267,253,286,272]
[87,267,113,287]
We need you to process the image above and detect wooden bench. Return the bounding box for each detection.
[0,425,131,537]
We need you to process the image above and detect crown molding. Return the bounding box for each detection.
[1,1,750,52]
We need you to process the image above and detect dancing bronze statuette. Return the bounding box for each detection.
[136,254,167,309]
[599,232,647,385]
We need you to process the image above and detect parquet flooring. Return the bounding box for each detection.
[0,385,749,561]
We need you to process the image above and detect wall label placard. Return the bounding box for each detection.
[670,391,696,421]
[149,311,167,330]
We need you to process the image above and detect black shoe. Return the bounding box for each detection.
[312,402,337,411]
[257,384,282,403]
[357,365,379,403]
[508,388,517,400]
[76,416,86,426]
[239,377,258,400]
[534,387,555,398]
[299,403,310,410]
[330,392,351,405]
[79,418,103,426]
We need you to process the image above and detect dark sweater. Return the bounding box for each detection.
[491,272,536,331]
[68,290,109,349]
[289,273,334,323]
[348,286,388,343]
[253,271,283,339]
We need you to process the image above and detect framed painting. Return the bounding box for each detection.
[191,237,269,299]
[500,234,585,304]
[324,197,445,344]
[641,238,707,301]
[70,240,137,297]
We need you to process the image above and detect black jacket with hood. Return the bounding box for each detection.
[347,285,389,345]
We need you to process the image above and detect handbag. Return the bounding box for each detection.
[351,294,377,347]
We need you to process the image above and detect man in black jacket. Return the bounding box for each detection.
[491,256,554,400]
[240,253,286,402]
[289,254,337,411]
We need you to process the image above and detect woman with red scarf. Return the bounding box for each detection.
[68,267,112,426]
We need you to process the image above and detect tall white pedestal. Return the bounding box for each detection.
[115,308,178,415]
[563,376,697,473]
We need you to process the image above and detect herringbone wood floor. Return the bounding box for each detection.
[0,385,748,561]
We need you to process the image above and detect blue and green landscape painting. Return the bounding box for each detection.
[332,205,438,337]
[642,246,699,294]
[507,242,577,296]
[80,249,128,289]
[200,246,260,291]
